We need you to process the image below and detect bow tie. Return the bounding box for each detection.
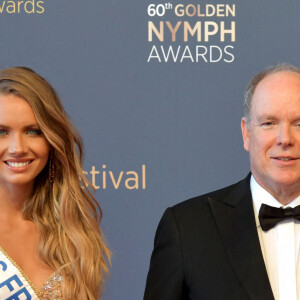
[259,203,300,231]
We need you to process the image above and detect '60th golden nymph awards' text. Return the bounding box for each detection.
[147,3,236,63]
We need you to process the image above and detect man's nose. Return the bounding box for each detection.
[276,124,294,147]
[8,134,27,155]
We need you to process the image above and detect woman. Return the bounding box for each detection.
[0,67,110,299]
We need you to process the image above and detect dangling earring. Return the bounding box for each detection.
[48,152,55,183]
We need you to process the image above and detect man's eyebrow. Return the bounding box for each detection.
[256,114,277,120]
[256,114,300,121]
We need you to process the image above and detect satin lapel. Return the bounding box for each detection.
[208,177,274,300]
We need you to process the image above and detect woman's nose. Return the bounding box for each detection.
[8,134,27,155]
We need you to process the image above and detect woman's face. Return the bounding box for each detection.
[0,93,50,190]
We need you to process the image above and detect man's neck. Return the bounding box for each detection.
[251,175,300,206]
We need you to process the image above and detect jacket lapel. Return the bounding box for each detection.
[208,175,274,300]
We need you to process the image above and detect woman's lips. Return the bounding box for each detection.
[4,160,33,169]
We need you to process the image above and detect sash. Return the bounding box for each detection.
[0,247,39,300]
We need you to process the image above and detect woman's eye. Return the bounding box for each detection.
[26,129,42,135]
[0,129,8,135]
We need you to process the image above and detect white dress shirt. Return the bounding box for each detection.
[251,176,300,300]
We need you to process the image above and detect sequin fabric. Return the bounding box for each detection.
[38,273,63,299]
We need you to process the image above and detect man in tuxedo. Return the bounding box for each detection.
[144,64,300,300]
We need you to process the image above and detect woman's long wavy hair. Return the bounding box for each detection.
[0,67,110,299]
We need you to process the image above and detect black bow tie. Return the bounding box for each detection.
[259,204,300,231]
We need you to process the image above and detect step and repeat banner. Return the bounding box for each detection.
[0,0,299,299]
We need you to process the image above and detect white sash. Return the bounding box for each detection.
[0,248,39,300]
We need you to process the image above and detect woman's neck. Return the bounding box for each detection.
[0,183,33,220]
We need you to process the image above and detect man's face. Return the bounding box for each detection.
[241,71,300,200]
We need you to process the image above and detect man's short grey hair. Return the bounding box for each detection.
[244,63,300,124]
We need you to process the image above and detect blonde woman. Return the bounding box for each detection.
[0,67,110,299]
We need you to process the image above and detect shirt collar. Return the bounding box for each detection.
[251,175,300,228]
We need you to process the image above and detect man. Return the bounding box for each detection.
[144,64,300,300]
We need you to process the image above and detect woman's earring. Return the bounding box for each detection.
[49,152,55,183]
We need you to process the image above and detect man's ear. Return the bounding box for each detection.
[241,117,250,152]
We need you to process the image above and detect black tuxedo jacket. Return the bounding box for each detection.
[144,174,275,300]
